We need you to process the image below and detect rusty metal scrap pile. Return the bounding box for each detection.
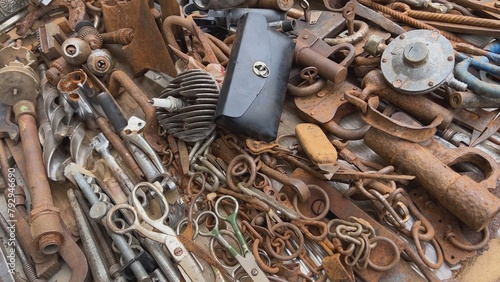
[0,0,499,281]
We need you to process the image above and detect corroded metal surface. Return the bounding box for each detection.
[364,127,500,231]
[13,100,64,256]
[101,0,176,77]
[108,70,167,152]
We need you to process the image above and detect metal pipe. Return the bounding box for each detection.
[449,91,500,109]
[67,189,112,281]
[142,238,182,282]
[454,57,500,98]
[13,100,64,256]
[456,53,500,77]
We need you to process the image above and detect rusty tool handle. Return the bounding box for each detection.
[95,92,128,132]
[364,127,500,231]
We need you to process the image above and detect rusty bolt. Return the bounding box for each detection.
[447,56,453,61]
[174,247,183,256]
[399,34,405,39]
[495,2,500,8]
[425,200,436,209]
[302,34,309,39]
[71,226,80,237]
[393,79,403,88]
[309,112,315,116]
[311,199,325,215]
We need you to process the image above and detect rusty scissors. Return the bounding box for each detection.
[196,195,269,282]
[107,182,208,282]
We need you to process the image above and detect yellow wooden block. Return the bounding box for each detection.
[295,123,338,164]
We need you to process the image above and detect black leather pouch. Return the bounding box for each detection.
[214,12,295,141]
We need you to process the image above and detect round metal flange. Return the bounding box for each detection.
[380,30,455,95]
[0,45,38,71]
[0,62,39,105]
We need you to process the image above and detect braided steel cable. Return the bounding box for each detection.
[357,0,464,43]
[390,2,500,29]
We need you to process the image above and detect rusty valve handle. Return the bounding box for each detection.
[13,100,64,255]
[364,127,500,231]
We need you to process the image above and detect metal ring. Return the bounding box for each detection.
[300,0,310,10]
[367,236,400,271]
[445,227,490,251]
[226,154,257,191]
[292,184,330,221]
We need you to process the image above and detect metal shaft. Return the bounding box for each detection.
[72,171,151,282]
[67,189,111,281]
[0,238,15,282]
[450,91,500,109]
[13,100,63,255]
[0,213,40,282]
[73,190,122,279]
[142,238,182,282]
